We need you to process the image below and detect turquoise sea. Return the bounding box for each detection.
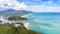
[24,12,60,34]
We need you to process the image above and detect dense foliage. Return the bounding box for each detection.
[8,16,28,20]
[0,24,40,34]
[0,24,15,34]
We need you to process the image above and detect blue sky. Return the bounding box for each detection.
[18,0,60,5]
[0,0,60,12]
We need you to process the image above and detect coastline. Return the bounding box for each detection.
[23,22,29,29]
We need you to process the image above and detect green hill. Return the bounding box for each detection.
[0,24,40,34]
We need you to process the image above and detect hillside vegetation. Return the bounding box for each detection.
[0,24,40,34]
[8,16,28,20]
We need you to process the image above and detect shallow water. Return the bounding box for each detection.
[24,12,60,34]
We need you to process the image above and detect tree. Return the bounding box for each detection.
[8,16,28,21]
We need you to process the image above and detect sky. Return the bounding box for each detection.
[0,0,60,12]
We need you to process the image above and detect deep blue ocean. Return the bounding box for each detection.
[23,12,60,34]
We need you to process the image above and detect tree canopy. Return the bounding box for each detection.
[8,16,28,21]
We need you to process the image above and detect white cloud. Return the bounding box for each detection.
[0,0,27,10]
[0,0,60,12]
[12,2,28,10]
[26,1,60,12]
[27,5,60,12]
